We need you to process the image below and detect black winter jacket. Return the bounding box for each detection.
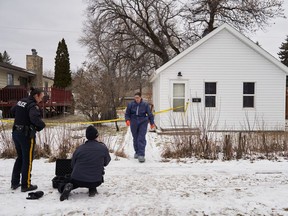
[71,140,111,183]
[11,96,45,132]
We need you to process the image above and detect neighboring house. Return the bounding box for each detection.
[43,75,54,90]
[0,50,73,118]
[0,62,35,89]
[151,23,288,131]
[0,49,53,89]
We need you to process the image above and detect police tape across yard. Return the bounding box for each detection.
[1,103,189,126]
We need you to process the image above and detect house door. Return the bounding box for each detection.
[170,81,188,127]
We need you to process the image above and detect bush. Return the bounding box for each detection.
[161,130,288,160]
[0,124,16,158]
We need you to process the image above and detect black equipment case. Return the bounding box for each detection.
[52,159,72,189]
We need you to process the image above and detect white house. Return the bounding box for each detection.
[151,23,288,131]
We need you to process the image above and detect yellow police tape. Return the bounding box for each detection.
[1,103,189,125]
[1,119,14,123]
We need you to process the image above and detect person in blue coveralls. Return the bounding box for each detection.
[125,92,155,163]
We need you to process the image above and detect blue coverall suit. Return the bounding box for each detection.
[125,100,154,157]
[11,96,45,189]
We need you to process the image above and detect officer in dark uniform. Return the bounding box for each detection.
[11,87,46,192]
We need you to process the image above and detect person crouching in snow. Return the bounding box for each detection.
[59,125,111,201]
[125,92,155,163]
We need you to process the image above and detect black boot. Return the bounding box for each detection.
[21,184,38,192]
[11,183,21,190]
[60,183,73,201]
[88,188,97,197]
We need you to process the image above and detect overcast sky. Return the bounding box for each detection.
[0,0,287,74]
[0,0,87,73]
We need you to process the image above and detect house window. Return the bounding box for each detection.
[243,82,255,108]
[173,83,185,112]
[7,73,14,85]
[205,82,216,107]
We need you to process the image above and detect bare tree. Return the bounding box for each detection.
[43,69,54,79]
[182,0,285,39]
[79,0,285,126]
[80,18,142,130]
[73,65,103,121]
[85,0,185,65]
[80,6,163,125]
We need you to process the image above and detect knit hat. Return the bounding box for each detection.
[30,87,43,96]
[86,125,99,140]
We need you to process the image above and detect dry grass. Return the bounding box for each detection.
[0,114,128,160]
[0,140,16,158]
[161,130,288,161]
[115,148,128,158]
[34,142,51,159]
[162,132,219,160]
[97,125,128,158]
[43,113,88,124]
[3,113,286,161]
[0,123,16,158]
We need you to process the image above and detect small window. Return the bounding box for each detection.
[243,82,255,108]
[173,83,185,112]
[205,82,216,107]
[243,82,254,94]
[7,73,14,85]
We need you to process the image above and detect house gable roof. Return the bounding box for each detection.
[0,62,35,76]
[150,23,288,82]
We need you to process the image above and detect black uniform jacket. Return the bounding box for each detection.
[11,95,46,131]
[71,140,111,183]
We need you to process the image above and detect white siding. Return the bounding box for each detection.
[0,71,21,87]
[13,74,21,86]
[0,69,32,88]
[43,77,54,88]
[156,29,286,130]
[152,75,160,126]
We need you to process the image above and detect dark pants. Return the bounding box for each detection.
[59,178,103,193]
[11,131,35,188]
[130,119,148,156]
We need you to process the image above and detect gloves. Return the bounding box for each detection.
[150,124,155,129]
[126,120,130,126]
[26,191,44,200]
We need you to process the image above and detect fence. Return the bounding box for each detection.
[0,86,73,118]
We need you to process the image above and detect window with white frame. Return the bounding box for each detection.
[173,83,185,112]
[205,82,216,107]
[7,73,14,85]
[243,82,255,108]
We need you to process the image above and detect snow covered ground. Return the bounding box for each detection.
[1,128,288,216]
